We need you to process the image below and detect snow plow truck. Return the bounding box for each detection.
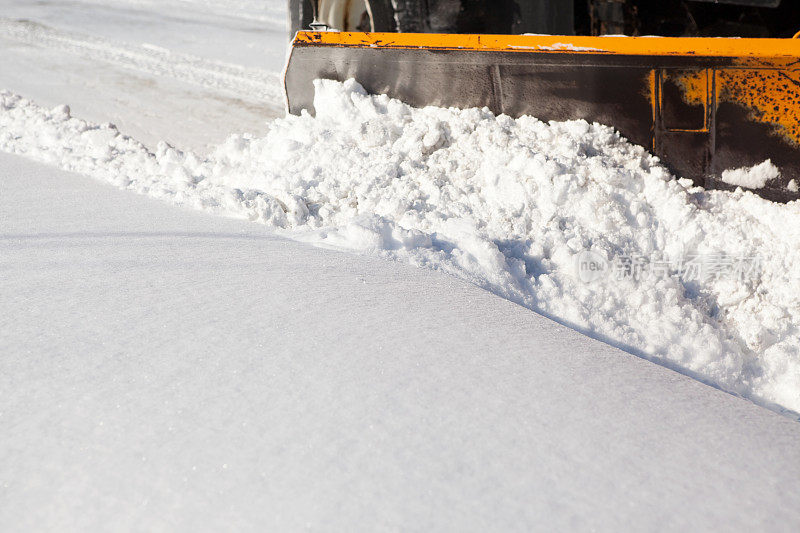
[285,1,800,201]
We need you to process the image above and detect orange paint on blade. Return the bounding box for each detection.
[717,69,800,145]
[294,31,800,59]
[672,69,708,106]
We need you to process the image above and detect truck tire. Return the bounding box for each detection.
[367,1,396,31]
[390,0,428,32]
[288,0,314,37]
[289,0,396,36]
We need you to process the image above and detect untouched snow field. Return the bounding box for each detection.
[2,81,800,416]
[2,152,800,531]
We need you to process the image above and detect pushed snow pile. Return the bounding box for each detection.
[2,81,800,415]
[722,160,780,189]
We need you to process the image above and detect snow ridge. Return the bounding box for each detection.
[1,81,799,416]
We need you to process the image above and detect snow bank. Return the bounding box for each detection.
[722,160,780,189]
[2,81,799,416]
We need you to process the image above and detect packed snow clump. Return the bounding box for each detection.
[2,81,800,416]
[721,160,780,189]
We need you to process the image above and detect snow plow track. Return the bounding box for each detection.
[0,18,283,107]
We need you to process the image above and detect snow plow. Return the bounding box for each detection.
[284,1,800,201]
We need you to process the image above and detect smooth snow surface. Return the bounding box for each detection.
[3,152,800,532]
[2,80,800,416]
[721,159,781,189]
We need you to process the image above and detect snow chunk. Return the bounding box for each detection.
[49,104,71,121]
[721,160,780,189]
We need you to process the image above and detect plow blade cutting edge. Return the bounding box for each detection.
[284,31,800,202]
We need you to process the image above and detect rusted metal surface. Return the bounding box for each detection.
[285,31,800,201]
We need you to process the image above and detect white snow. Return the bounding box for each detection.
[721,159,781,189]
[0,18,282,104]
[0,0,286,69]
[2,151,800,531]
[2,0,800,527]
[0,2,286,152]
[540,43,604,52]
[2,80,800,416]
